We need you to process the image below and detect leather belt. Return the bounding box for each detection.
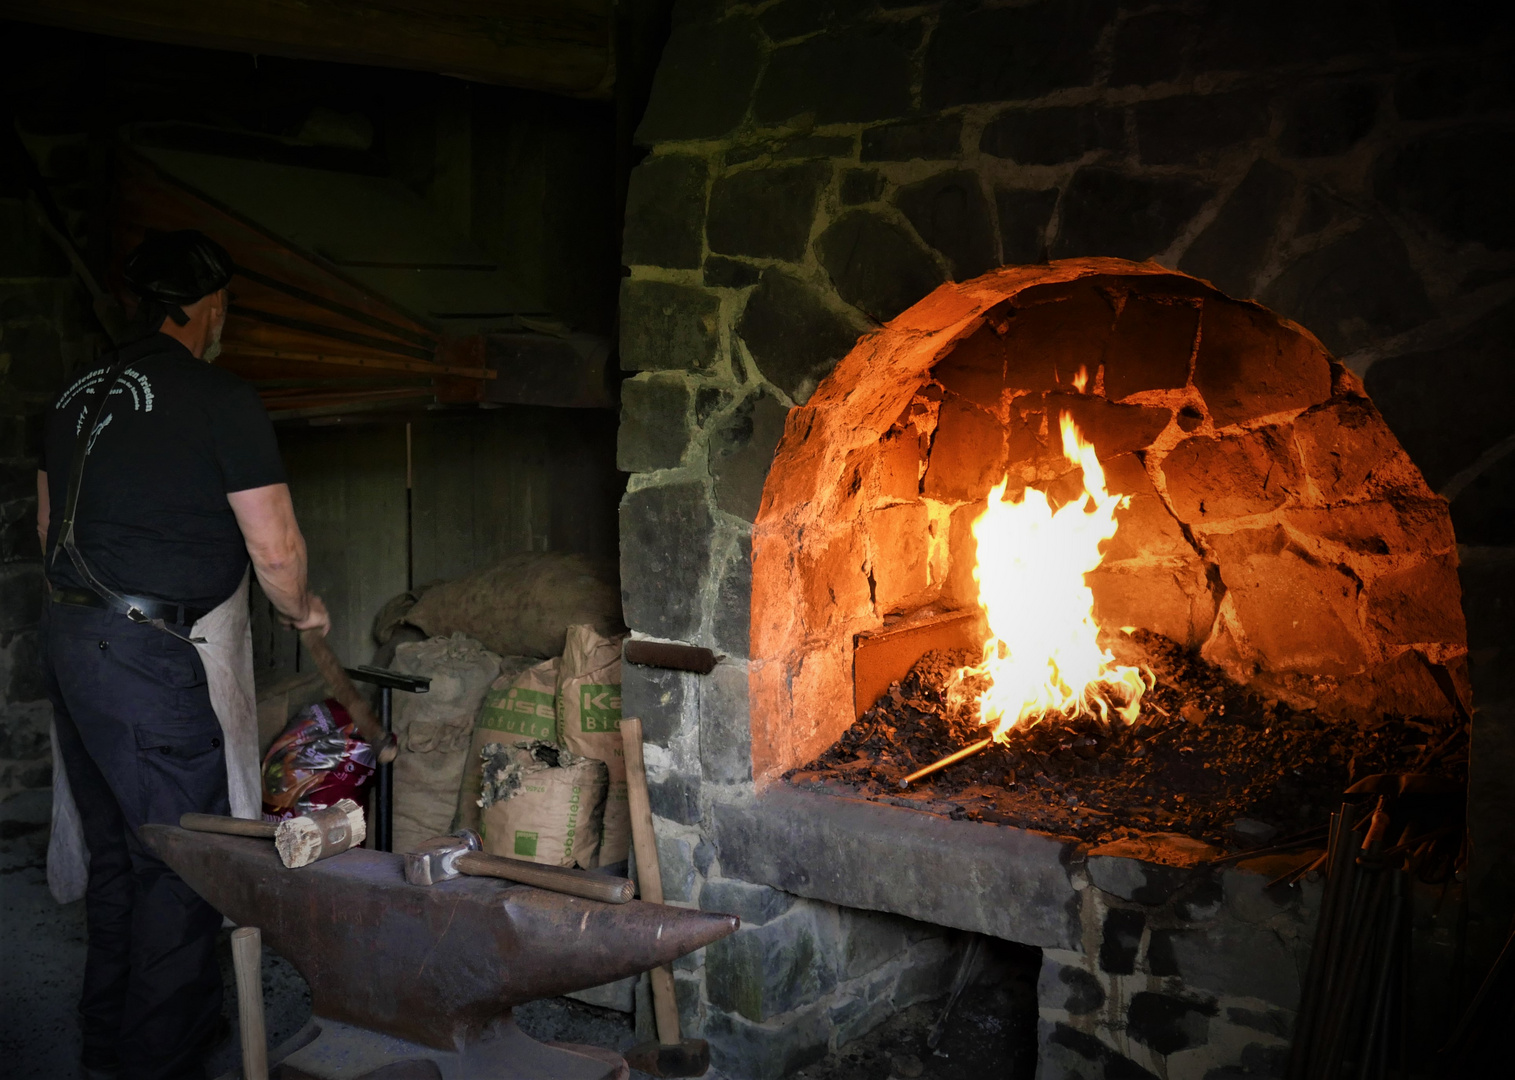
[51,588,210,628]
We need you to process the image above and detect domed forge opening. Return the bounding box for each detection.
[751,259,1468,846]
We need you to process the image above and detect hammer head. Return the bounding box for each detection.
[403,829,482,886]
[624,1039,711,1077]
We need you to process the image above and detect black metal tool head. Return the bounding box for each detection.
[623,1039,712,1077]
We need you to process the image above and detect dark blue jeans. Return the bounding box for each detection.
[43,600,229,1080]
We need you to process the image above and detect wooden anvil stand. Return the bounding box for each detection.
[140,825,739,1080]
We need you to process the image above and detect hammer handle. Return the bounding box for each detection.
[622,716,683,1047]
[181,814,277,839]
[455,851,634,904]
[300,629,397,763]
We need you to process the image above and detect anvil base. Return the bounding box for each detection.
[251,1015,628,1080]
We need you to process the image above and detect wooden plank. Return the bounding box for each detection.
[4,0,614,98]
[223,344,496,381]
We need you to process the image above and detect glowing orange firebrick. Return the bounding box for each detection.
[956,400,1150,739]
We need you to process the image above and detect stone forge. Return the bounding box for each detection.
[616,260,1472,1080]
[750,259,1469,784]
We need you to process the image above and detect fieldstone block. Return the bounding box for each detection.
[838,168,884,205]
[703,256,760,290]
[1099,909,1145,975]
[1365,302,1514,489]
[1393,57,1511,122]
[1366,555,1466,645]
[1135,91,1269,165]
[703,998,830,1080]
[700,661,752,784]
[1046,1022,1160,1080]
[622,662,694,747]
[1207,526,1368,674]
[635,15,763,145]
[1162,926,1301,1006]
[922,396,1005,502]
[656,833,696,902]
[696,387,733,426]
[708,162,830,262]
[1280,82,1379,158]
[1110,10,1195,86]
[755,21,917,125]
[868,502,930,612]
[995,187,1059,265]
[815,210,944,323]
[1043,395,1172,459]
[1002,283,1118,390]
[623,156,708,270]
[840,907,916,980]
[649,773,702,826]
[775,134,855,161]
[1180,161,1296,300]
[1292,400,1418,503]
[1128,991,1218,1055]
[1089,563,1217,649]
[756,0,837,43]
[1052,168,1213,262]
[934,323,1006,410]
[923,0,1115,108]
[712,533,752,658]
[980,106,1123,165]
[736,270,863,403]
[700,877,796,926]
[1285,498,1454,558]
[620,482,713,640]
[0,565,43,634]
[1038,959,1105,1014]
[619,280,720,372]
[1176,877,1225,921]
[892,937,960,1008]
[710,391,789,521]
[1103,295,1199,400]
[705,908,838,1022]
[1260,220,1433,355]
[1087,854,1192,905]
[1192,299,1332,427]
[618,375,691,472]
[862,116,962,162]
[829,974,898,1049]
[1161,428,1302,522]
[1189,1,1392,73]
[895,171,998,281]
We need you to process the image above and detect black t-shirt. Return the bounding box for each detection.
[44,333,286,610]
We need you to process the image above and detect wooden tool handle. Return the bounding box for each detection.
[180,813,277,839]
[621,716,682,1046]
[455,851,634,904]
[230,927,269,1080]
[300,629,397,763]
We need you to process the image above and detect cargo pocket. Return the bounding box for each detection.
[135,721,227,825]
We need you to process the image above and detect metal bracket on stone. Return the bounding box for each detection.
[624,639,720,675]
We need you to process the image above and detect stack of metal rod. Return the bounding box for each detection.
[1286,800,1410,1080]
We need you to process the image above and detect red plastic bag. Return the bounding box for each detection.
[261,699,377,822]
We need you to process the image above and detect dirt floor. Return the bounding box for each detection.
[789,632,1467,852]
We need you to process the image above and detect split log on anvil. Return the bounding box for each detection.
[138,825,739,1080]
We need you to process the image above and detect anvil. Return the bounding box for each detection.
[139,825,739,1080]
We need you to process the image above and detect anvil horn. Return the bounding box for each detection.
[139,825,739,1052]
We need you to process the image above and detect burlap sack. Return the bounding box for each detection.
[404,552,623,659]
[454,656,556,832]
[557,624,629,867]
[479,742,607,869]
[391,633,501,854]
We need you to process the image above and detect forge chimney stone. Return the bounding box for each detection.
[635,15,763,146]
[1002,283,1117,389]
[709,162,831,262]
[701,662,753,784]
[838,168,885,205]
[755,21,917,125]
[994,187,1059,264]
[1043,395,1172,459]
[861,116,964,163]
[624,155,709,269]
[705,909,838,1023]
[619,280,721,372]
[650,773,703,826]
[620,482,714,639]
[922,0,1114,108]
[622,663,693,747]
[736,270,864,403]
[1160,427,1303,522]
[815,210,945,323]
[1051,168,1213,262]
[1366,554,1468,645]
[1280,82,1380,159]
[618,375,692,472]
[1159,927,1300,1008]
[700,878,796,927]
[1134,91,1269,165]
[1126,990,1218,1055]
[1193,299,1332,426]
[894,171,998,280]
[980,105,1124,165]
[1292,400,1425,503]
[712,392,790,521]
[1102,294,1200,400]
[1180,160,1296,299]
[922,395,1006,501]
[712,534,753,658]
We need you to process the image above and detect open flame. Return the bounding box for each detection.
[954,387,1150,740]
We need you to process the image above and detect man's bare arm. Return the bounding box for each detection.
[227,483,329,634]
[36,471,48,556]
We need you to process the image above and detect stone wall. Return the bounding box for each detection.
[0,133,103,801]
[616,0,1514,1075]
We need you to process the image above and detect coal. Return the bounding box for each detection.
[785,631,1466,851]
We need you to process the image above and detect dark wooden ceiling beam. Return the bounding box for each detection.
[0,0,614,98]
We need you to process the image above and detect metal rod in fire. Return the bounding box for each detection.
[899,736,994,788]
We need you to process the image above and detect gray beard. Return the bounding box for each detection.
[202,320,224,362]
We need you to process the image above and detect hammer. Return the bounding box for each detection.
[621,716,713,1078]
[301,628,399,764]
[180,798,366,868]
[404,829,635,903]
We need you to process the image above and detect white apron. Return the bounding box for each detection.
[46,571,261,904]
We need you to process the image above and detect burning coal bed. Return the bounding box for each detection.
[786,631,1466,851]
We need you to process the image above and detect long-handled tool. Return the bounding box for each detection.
[180,799,365,868]
[230,927,269,1080]
[404,829,634,903]
[621,716,716,1078]
[301,629,399,764]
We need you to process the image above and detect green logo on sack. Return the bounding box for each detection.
[579,685,622,734]
[480,687,556,742]
[514,831,539,857]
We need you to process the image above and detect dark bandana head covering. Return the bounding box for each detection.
[122,230,235,328]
